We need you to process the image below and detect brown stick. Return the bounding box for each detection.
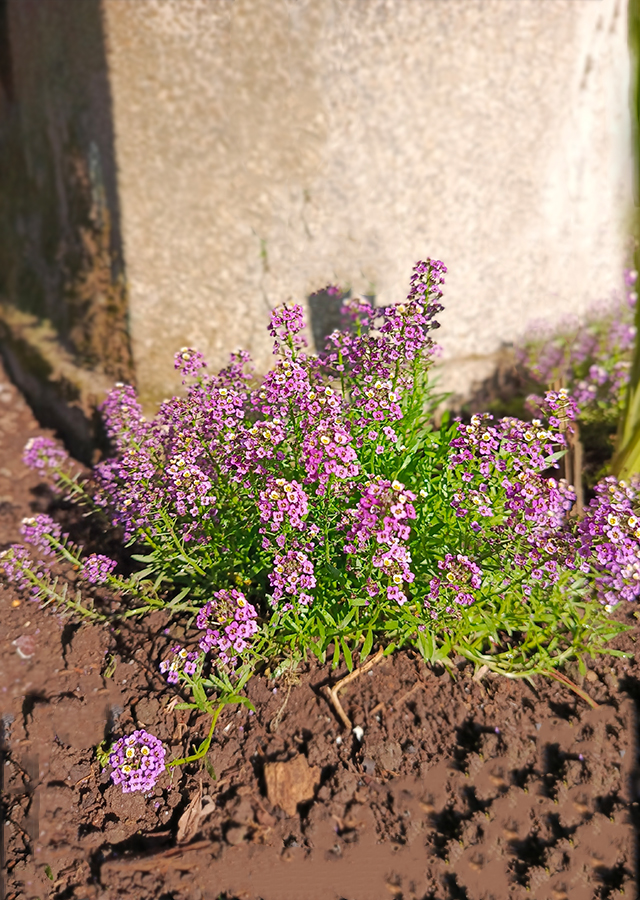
[323,647,385,730]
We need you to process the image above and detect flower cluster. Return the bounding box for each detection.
[343,477,417,604]
[268,550,316,609]
[446,411,578,597]
[196,589,258,666]
[268,303,308,354]
[538,389,580,434]
[175,347,207,380]
[259,478,309,543]
[6,255,635,743]
[109,730,166,793]
[429,554,483,608]
[0,545,41,595]
[578,477,640,607]
[81,554,117,585]
[518,289,635,426]
[19,515,63,556]
[22,437,71,488]
[159,645,203,684]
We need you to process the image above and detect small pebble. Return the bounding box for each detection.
[335,736,342,746]
[352,726,364,742]
[535,723,542,731]
[362,757,376,775]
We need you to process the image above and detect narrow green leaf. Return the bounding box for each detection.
[341,638,353,672]
[360,628,374,662]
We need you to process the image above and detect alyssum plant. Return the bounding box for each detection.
[1,259,636,793]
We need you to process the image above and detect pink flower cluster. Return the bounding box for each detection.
[174,347,207,380]
[196,589,258,666]
[22,437,70,488]
[0,545,41,596]
[343,477,417,605]
[448,412,578,596]
[268,550,316,609]
[19,515,63,556]
[259,477,309,543]
[159,645,203,684]
[81,554,117,585]
[109,730,166,793]
[268,303,308,354]
[578,477,640,606]
[429,554,483,608]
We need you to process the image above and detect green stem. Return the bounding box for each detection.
[168,701,225,768]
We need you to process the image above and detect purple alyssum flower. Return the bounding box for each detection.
[19,515,63,557]
[578,476,640,606]
[22,437,70,488]
[195,589,259,667]
[81,554,118,585]
[109,730,166,793]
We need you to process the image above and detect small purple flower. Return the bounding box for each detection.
[109,730,166,793]
[22,437,70,486]
[80,553,117,585]
[174,347,207,379]
[196,589,259,667]
[430,554,483,607]
[0,545,34,593]
[159,645,204,684]
[19,515,63,556]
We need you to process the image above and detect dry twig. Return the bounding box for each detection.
[322,647,385,730]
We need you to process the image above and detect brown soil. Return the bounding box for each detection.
[1,358,639,900]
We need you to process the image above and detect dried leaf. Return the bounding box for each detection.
[263,755,320,817]
[176,781,215,844]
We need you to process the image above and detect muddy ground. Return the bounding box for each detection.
[1,360,638,900]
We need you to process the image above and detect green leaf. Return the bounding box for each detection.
[338,607,356,630]
[416,629,435,662]
[170,586,191,605]
[341,638,353,672]
[44,865,54,881]
[192,680,208,708]
[204,757,217,780]
[360,628,374,662]
[578,657,587,677]
[331,642,341,669]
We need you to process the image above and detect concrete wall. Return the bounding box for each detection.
[0,0,633,444]
[101,0,632,407]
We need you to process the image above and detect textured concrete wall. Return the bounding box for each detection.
[101,0,632,408]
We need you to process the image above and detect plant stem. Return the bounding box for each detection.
[168,701,225,768]
[543,669,599,709]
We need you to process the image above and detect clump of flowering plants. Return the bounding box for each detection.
[518,282,636,428]
[1,258,634,787]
